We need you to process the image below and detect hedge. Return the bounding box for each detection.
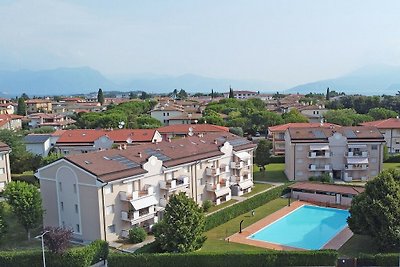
[269,156,285,163]
[205,184,289,231]
[0,240,108,267]
[108,250,338,267]
[384,154,400,163]
[357,253,400,266]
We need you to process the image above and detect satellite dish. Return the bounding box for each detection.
[188,127,193,132]
[120,121,125,126]
[188,131,194,136]
[118,125,123,129]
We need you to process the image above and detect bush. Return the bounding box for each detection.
[357,253,400,266]
[43,226,74,254]
[229,127,244,137]
[202,200,213,212]
[204,184,289,231]
[384,153,400,163]
[269,156,285,163]
[108,250,338,267]
[308,173,332,183]
[129,227,147,244]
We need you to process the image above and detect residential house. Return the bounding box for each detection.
[0,114,23,131]
[157,124,229,140]
[26,99,53,114]
[36,132,256,242]
[27,113,76,129]
[150,103,185,125]
[0,142,12,191]
[24,134,53,157]
[223,90,259,99]
[297,104,328,123]
[268,122,339,155]
[284,126,384,182]
[361,118,400,154]
[54,129,162,155]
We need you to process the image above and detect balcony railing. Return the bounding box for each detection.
[345,151,368,157]
[159,176,189,191]
[120,186,154,201]
[308,151,331,158]
[121,207,157,224]
[206,166,221,176]
[230,161,244,169]
[309,165,331,171]
[206,179,230,191]
[345,164,368,171]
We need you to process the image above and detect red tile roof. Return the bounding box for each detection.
[360,118,400,129]
[157,124,229,134]
[0,114,22,127]
[268,122,340,132]
[289,182,365,195]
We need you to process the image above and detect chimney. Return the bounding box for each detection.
[214,139,217,145]
[122,144,127,150]
[138,152,142,158]
[168,138,172,142]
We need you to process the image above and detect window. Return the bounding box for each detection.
[75,204,79,214]
[60,202,64,211]
[73,184,77,193]
[104,184,113,194]
[107,224,116,233]
[163,112,165,116]
[106,205,114,215]
[59,182,62,192]
[167,112,170,116]
[76,224,80,233]
[371,145,378,150]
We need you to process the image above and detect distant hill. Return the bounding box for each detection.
[0,67,117,97]
[287,65,400,95]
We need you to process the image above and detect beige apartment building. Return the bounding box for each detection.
[0,142,12,191]
[36,132,255,243]
[284,126,385,182]
[361,118,400,154]
[26,99,53,114]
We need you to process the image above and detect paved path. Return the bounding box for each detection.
[110,236,155,253]
[254,181,284,186]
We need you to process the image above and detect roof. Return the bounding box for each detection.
[0,114,23,127]
[26,99,52,104]
[0,142,10,152]
[57,129,157,144]
[24,134,51,144]
[268,122,340,132]
[289,182,365,195]
[168,113,203,120]
[63,132,255,182]
[360,118,400,129]
[157,124,229,134]
[288,126,384,142]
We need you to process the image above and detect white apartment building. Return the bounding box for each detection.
[0,142,12,191]
[285,126,385,182]
[36,132,255,243]
[361,118,400,154]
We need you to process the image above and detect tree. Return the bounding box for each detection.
[128,227,147,244]
[211,89,214,99]
[16,97,27,115]
[367,108,398,120]
[97,88,105,105]
[229,127,244,137]
[3,181,43,240]
[326,87,330,101]
[347,169,400,250]
[177,89,188,99]
[140,91,150,100]
[21,93,29,100]
[228,87,234,98]
[0,204,7,241]
[254,139,271,170]
[282,109,309,123]
[43,226,73,254]
[153,192,206,252]
[40,153,62,167]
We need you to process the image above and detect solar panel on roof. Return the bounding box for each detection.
[312,130,326,139]
[216,137,226,143]
[229,139,250,147]
[144,148,171,161]
[108,155,140,168]
[344,129,357,138]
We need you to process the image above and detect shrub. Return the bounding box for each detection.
[202,200,213,212]
[204,184,289,231]
[269,156,285,163]
[357,253,400,266]
[384,153,400,163]
[43,226,74,254]
[129,227,147,244]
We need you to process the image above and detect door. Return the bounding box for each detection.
[335,193,341,204]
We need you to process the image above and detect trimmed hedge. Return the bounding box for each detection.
[0,240,108,267]
[357,253,400,266]
[204,184,289,231]
[108,250,338,267]
[384,154,400,163]
[269,156,285,163]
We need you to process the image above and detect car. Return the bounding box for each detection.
[255,132,261,137]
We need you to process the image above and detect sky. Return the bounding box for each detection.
[1,0,400,86]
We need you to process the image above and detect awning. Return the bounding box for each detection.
[239,180,254,190]
[347,158,368,164]
[234,152,251,160]
[348,144,367,148]
[215,187,231,198]
[131,196,158,210]
[309,144,330,150]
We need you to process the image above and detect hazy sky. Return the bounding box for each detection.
[1,0,400,86]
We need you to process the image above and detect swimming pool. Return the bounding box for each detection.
[248,205,350,250]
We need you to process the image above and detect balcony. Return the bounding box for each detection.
[308,151,331,158]
[121,206,158,225]
[345,164,368,171]
[345,151,368,157]
[159,176,189,191]
[309,164,331,171]
[120,186,155,202]
[230,161,244,169]
[206,179,230,192]
[206,166,221,176]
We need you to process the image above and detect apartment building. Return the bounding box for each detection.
[157,124,229,140]
[268,122,339,155]
[284,126,384,182]
[54,129,162,155]
[223,90,259,99]
[27,113,75,129]
[36,132,255,242]
[0,142,12,191]
[361,118,400,154]
[26,99,53,114]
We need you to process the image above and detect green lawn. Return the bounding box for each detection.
[243,183,272,197]
[338,234,379,258]
[253,163,288,183]
[0,202,42,250]
[383,162,400,170]
[200,198,288,252]
[206,199,238,214]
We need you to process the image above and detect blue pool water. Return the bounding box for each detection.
[249,205,350,250]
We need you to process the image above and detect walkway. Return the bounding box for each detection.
[109,236,155,253]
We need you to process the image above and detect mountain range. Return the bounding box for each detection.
[0,64,400,97]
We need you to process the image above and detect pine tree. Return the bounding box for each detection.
[228,86,234,98]
[326,87,330,101]
[97,88,105,105]
[16,97,27,115]
[211,89,214,99]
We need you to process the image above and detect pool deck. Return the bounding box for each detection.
[227,200,353,251]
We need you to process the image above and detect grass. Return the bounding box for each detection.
[206,199,238,214]
[200,198,288,252]
[383,162,400,170]
[242,183,272,197]
[0,202,42,250]
[253,163,288,183]
[338,234,380,258]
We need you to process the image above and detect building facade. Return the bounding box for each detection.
[284,126,384,182]
[36,133,255,242]
[361,118,400,154]
[0,142,12,191]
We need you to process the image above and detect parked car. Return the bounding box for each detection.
[255,132,261,137]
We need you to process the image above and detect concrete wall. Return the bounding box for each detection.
[0,152,11,191]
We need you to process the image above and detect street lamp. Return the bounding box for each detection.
[35,230,49,267]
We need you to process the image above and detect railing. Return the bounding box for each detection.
[345,164,368,170]
[345,151,368,157]
[206,179,230,191]
[120,186,154,201]
[308,151,331,158]
[121,206,156,223]
[206,166,221,176]
[230,161,244,169]
[309,165,331,171]
[159,176,189,191]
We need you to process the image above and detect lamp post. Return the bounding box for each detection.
[35,230,49,267]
